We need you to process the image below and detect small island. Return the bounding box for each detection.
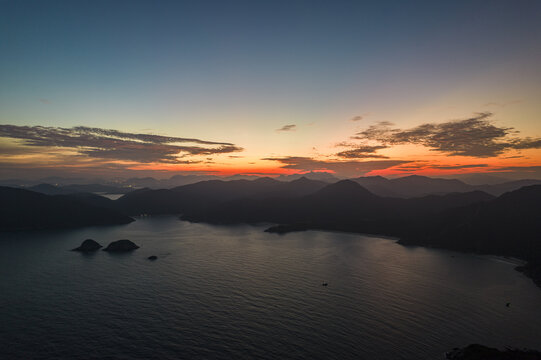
[103,239,140,252]
[72,239,102,252]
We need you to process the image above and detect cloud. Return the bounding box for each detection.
[353,112,541,157]
[39,98,50,104]
[510,138,541,150]
[0,160,174,180]
[428,164,489,170]
[392,162,428,170]
[483,100,522,107]
[486,165,541,180]
[0,143,45,155]
[389,162,490,172]
[336,145,389,159]
[276,124,296,132]
[493,165,541,172]
[0,125,243,164]
[351,112,371,121]
[262,156,409,177]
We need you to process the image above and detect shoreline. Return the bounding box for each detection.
[263,223,541,291]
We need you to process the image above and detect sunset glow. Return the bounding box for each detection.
[1,1,540,181]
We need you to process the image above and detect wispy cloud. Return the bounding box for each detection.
[352,112,541,157]
[483,100,522,107]
[351,112,371,122]
[428,164,489,170]
[493,165,541,172]
[262,156,408,177]
[336,145,389,159]
[276,124,296,132]
[0,125,243,164]
[486,165,541,179]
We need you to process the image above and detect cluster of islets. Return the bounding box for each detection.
[72,238,157,260]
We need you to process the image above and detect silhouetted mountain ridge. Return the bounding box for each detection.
[351,175,541,197]
[0,186,133,230]
[24,183,130,195]
[115,177,330,215]
[180,180,495,233]
[401,185,541,259]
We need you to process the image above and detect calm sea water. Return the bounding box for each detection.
[1,216,540,359]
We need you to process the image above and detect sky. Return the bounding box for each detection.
[1,0,540,180]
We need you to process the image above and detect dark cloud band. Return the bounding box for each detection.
[276,124,296,132]
[353,112,541,158]
[336,145,389,159]
[0,125,243,163]
[262,156,408,177]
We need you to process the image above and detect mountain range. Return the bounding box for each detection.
[2,174,540,287]
[5,174,539,199]
[351,175,541,197]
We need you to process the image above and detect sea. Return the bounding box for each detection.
[1,216,540,359]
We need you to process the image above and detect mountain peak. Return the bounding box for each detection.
[253,177,278,184]
[315,179,375,198]
[291,176,311,183]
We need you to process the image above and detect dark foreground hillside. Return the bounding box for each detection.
[400,185,541,258]
[180,180,495,236]
[0,186,134,230]
[446,344,541,360]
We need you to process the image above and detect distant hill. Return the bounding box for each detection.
[116,177,329,215]
[3,174,538,195]
[62,192,119,209]
[0,187,134,230]
[178,180,541,286]
[476,179,541,196]
[351,175,472,197]
[180,180,495,233]
[455,173,511,185]
[401,185,541,259]
[124,174,268,189]
[275,171,340,183]
[27,183,130,195]
[351,175,541,197]
[116,188,184,215]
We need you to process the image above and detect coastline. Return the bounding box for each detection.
[263,223,541,291]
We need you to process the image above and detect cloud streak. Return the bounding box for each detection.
[336,144,389,159]
[428,164,489,170]
[351,113,370,121]
[276,124,296,132]
[483,100,522,107]
[262,156,408,177]
[353,112,541,157]
[0,125,243,164]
